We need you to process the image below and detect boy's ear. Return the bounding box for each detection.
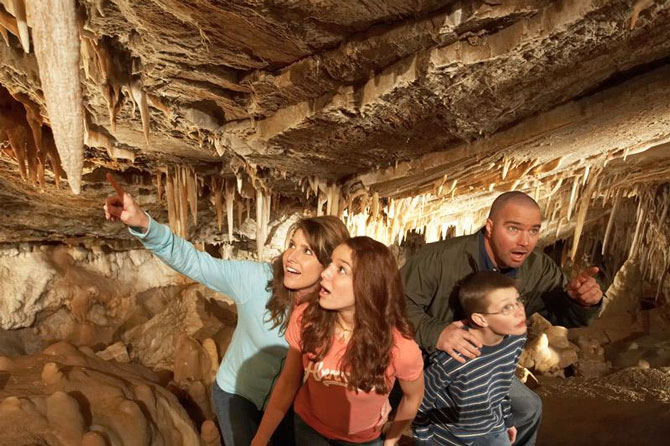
[470,313,488,328]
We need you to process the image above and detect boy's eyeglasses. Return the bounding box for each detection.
[478,296,526,316]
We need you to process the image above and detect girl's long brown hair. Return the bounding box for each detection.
[265,216,349,334]
[301,236,413,394]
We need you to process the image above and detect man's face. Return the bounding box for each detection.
[485,202,542,268]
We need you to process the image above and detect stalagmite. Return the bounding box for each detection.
[202,338,218,384]
[28,0,85,194]
[201,420,222,446]
[602,188,622,256]
[47,391,85,445]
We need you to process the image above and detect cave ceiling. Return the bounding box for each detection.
[1,0,670,245]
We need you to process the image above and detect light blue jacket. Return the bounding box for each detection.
[130,216,287,410]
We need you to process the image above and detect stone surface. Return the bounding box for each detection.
[0,341,202,446]
[0,1,669,245]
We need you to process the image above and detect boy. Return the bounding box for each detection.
[414,271,528,446]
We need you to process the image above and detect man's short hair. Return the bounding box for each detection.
[489,191,541,219]
[458,271,519,315]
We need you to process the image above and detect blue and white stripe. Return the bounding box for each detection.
[414,334,526,445]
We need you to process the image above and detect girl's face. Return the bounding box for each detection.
[282,229,324,295]
[318,244,355,314]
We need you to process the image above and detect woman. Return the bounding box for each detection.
[252,236,425,446]
[104,189,349,446]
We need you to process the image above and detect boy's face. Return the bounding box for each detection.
[478,287,527,336]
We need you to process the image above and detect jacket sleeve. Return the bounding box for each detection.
[529,253,601,328]
[129,214,268,304]
[402,247,452,351]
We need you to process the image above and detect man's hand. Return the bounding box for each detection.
[103,173,149,229]
[567,266,603,306]
[507,426,517,444]
[436,321,482,363]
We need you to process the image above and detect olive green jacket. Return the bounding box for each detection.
[402,230,601,352]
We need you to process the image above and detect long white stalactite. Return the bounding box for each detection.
[27,0,84,194]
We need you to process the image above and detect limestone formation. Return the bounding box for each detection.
[1,2,670,445]
[0,341,202,446]
[519,314,579,377]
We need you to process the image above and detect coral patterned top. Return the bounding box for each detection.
[287,303,423,442]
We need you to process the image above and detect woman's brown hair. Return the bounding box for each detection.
[265,216,349,334]
[301,236,413,394]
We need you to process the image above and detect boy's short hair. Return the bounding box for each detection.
[458,271,519,316]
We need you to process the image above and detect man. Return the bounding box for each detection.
[403,191,603,446]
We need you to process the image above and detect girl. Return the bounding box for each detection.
[252,236,424,446]
[104,188,349,446]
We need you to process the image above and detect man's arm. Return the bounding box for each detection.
[403,246,482,359]
[529,254,602,328]
[402,249,449,350]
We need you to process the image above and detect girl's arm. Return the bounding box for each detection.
[251,348,304,446]
[383,372,425,446]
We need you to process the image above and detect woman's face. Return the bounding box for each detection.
[282,229,324,295]
[318,244,355,314]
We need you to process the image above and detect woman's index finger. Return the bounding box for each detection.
[106,172,125,199]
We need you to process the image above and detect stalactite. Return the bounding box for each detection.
[569,170,600,261]
[236,201,243,230]
[224,180,235,241]
[165,169,177,234]
[628,196,646,260]
[211,177,223,232]
[130,78,150,146]
[255,189,264,260]
[326,183,340,216]
[262,190,272,252]
[179,167,189,237]
[28,0,84,194]
[156,171,163,203]
[371,192,380,221]
[186,167,198,225]
[317,189,327,217]
[0,25,8,45]
[501,157,511,180]
[11,0,29,53]
[602,188,622,256]
[567,176,580,221]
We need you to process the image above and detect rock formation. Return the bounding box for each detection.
[2,1,670,445]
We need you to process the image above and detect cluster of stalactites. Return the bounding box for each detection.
[610,185,670,304]
[157,166,199,239]
[0,88,63,190]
